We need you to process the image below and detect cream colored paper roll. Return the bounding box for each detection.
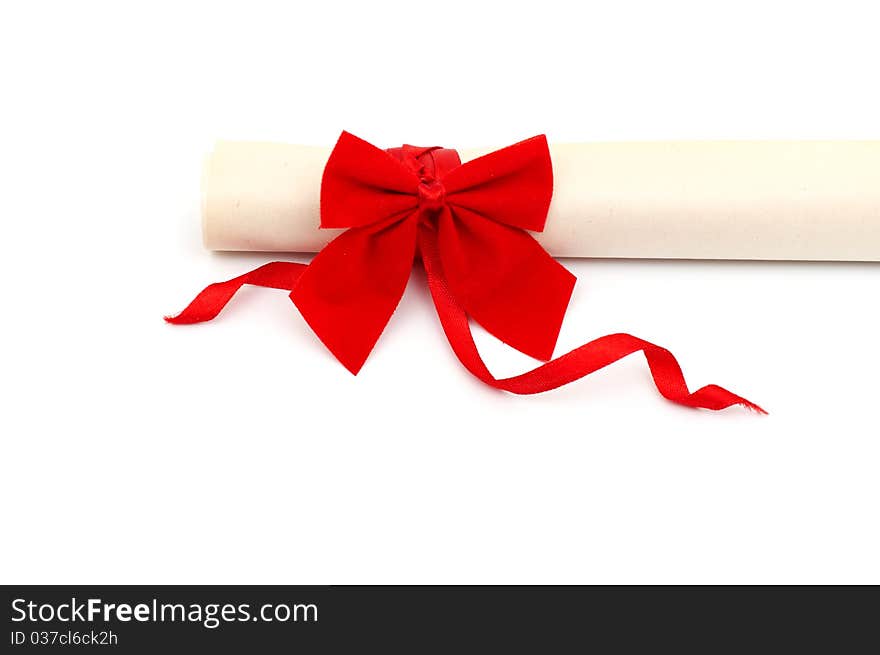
[202,140,880,261]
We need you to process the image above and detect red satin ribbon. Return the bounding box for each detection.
[168,132,764,414]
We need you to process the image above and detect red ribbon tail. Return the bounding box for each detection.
[164,262,308,324]
[166,251,766,415]
[418,230,765,414]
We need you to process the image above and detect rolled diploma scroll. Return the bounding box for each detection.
[202,141,880,260]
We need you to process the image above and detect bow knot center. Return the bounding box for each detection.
[418,177,446,216]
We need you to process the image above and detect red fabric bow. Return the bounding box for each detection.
[167,132,765,414]
[296,131,573,374]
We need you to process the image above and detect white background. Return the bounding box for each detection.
[1,1,878,584]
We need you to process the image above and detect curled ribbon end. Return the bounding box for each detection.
[690,384,767,415]
[164,311,209,325]
[742,400,769,415]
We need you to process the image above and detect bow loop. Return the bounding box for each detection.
[443,134,554,232]
[320,131,420,229]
